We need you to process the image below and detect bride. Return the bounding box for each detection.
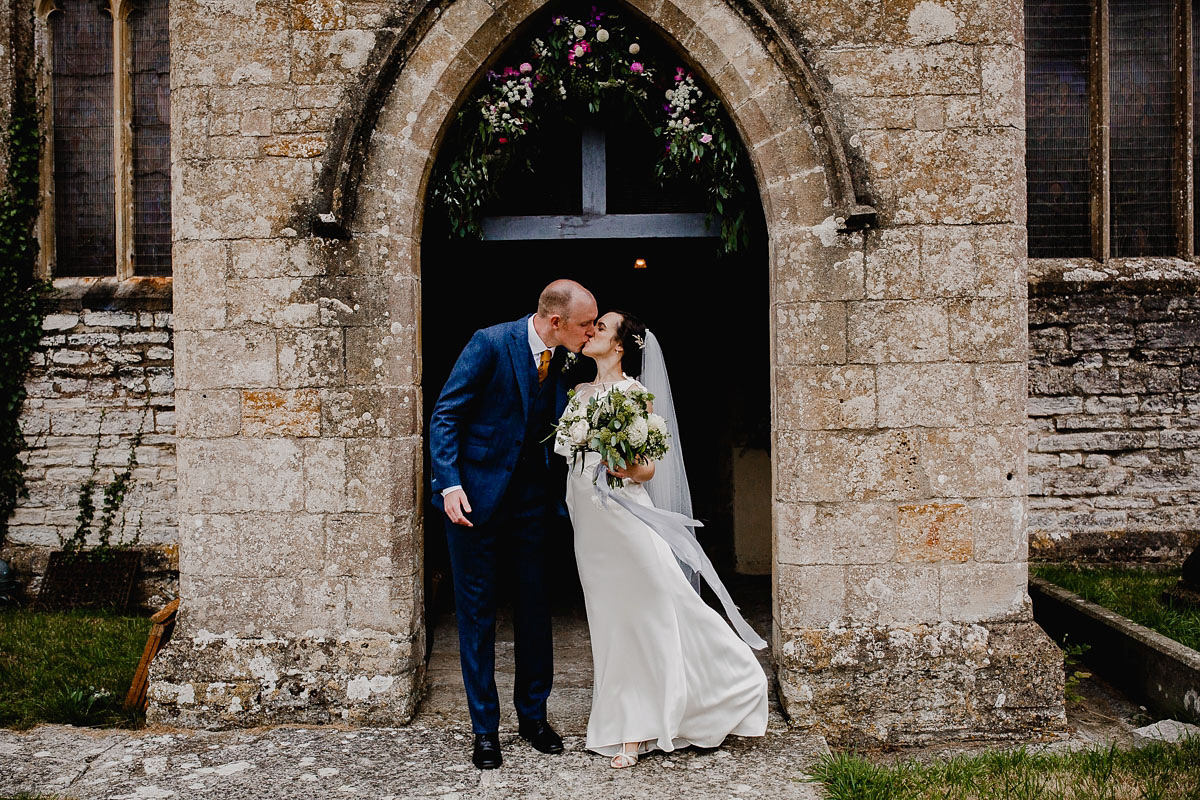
[554,310,768,768]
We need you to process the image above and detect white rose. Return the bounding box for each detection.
[596,28,609,42]
[573,23,587,38]
[569,419,590,446]
[627,416,649,448]
[647,413,667,435]
[629,42,640,55]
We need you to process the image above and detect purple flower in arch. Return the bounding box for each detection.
[674,66,686,82]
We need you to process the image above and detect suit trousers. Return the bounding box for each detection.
[444,467,555,734]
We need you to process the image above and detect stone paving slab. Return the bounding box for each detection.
[0,724,830,799]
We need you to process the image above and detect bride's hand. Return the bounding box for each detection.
[608,458,655,484]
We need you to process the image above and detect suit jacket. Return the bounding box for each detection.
[429,316,570,526]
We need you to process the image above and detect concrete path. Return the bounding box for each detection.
[0,593,831,799]
[0,584,1154,798]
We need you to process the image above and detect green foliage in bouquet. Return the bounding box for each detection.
[554,386,670,489]
[429,5,751,253]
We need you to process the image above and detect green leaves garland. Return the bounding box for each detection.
[430,6,751,253]
[0,95,52,550]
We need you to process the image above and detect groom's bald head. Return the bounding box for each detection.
[536,279,597,352]
[537,279,594,320]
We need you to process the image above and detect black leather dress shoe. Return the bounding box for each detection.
[472,732,502,769]
[518,718,564,754]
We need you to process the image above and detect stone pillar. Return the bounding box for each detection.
[148,0,424,727]
[769,0,1065,745]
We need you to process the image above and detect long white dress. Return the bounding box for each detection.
[555,379,768,757]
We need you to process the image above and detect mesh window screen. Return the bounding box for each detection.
[51,0,115,276]
[1025,0,1092,257]
[131,0,171,275]
[1110,0,1174,256]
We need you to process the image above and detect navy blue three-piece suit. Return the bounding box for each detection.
[429,316,570,734]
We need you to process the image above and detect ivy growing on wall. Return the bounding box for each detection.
[0,95,52,549]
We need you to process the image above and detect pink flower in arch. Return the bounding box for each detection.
[700,133,712,144]
[630,62,644,73]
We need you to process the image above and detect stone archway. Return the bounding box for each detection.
[155,0,1064,745]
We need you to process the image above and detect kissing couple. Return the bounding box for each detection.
[429,278,768,770]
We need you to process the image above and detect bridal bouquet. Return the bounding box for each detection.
[554,386,670,488]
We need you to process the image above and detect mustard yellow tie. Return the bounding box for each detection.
[537,350,552,384]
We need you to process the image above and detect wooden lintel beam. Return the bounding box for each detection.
[481,213,719,240]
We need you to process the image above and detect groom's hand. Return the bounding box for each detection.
[444,489,474,527]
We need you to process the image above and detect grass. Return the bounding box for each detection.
[0,608,149,730]
[810,738,1200,800]
[1031,565,1200,653]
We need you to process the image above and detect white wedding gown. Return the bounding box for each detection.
[555,379,768,757]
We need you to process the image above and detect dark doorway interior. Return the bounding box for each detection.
[420,232,770,624]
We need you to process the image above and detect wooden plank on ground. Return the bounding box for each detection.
[124,597,180,712]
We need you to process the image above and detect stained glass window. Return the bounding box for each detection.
[131,0,171,275]
[1110,0,1174,256]
[1026,0,1092,258]
[51,0,115,276]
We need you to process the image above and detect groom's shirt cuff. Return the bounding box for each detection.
[441,485,463,497]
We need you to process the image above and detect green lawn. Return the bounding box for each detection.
[811,738,1200,800]
[0,608,148,729]
[1032,565,1200,653]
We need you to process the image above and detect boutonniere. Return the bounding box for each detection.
[564,351,579,370]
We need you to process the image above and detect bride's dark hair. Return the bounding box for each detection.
[610,310,647,378]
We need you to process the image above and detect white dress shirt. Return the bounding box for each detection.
[442,316,555,498]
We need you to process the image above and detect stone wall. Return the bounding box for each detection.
[144,0,1064,744]
[1028,260,1200,565]
[3,280,177,610]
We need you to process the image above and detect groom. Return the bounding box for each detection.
[429,279,597,769]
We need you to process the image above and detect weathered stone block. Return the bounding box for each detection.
[305,438,346,512]
[865,226,920,300]
[820,44,979,97]
[921,226,977,297]
[981,46,1024,129]
[920,426,1024,497]
[320,387,418,438]
[776,429,926,501]
[878,363,975,427]
[174,330,278,390]
[774,563,847,628]
[886,129,1024,225]
[848,301,949,363]
[972,363,1026,426]
[949,298,1024,361]
[148,629,420,728]
[291,29,378,84]
[776,501,896,564]
[177,439,305,513]
[226,279,319,327]
[174,160,315,241]
[775,228,865,302]
[775,302,847,365]
[775,365,876,429]
[940,562,1028,622]
[278,328,345,388]
[176,389,241,438]
[845,563,940,625]
[242,390,321,437]
[897,502,973,562]
[230,239,322,280]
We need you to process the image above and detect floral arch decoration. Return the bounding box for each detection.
[429,5,755,253]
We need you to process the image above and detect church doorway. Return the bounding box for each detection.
[420,140,769,623]
[418,1,770,651]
